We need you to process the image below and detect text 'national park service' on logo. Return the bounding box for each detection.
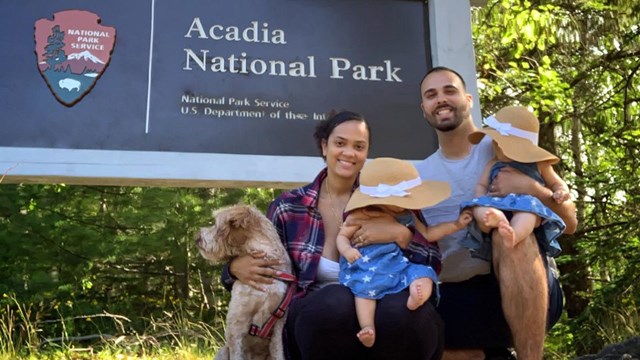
[35,10,116,106]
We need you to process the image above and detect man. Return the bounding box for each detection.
[415,66,577,360]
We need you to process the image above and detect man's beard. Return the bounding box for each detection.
[436,118,462,132]
[428,113,464,132]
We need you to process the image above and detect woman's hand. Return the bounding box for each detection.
[229,251,283,291]
[346,209,412,248]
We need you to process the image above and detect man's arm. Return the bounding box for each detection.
[490,167,577,234]
[539,162,571,203]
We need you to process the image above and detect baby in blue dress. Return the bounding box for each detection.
[462,106,570,260]
[336,157,472,348]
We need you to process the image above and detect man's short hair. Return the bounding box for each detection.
[420,66,467,91]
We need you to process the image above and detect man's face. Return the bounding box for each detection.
[420,70,472,132]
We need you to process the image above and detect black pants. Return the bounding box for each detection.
[285,284,444,360]
[437,258,564,349]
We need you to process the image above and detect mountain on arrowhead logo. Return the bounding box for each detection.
[35,10,116,106]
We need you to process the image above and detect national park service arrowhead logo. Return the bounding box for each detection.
[35,10,116,106]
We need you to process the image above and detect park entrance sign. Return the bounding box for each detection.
[0,0,480,188]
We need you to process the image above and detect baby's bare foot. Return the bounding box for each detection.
[407,278,433,310]
[483,208,508,228]
[498,221,516,248]
[357,326,376,347]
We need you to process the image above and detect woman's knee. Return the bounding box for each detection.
[376,291,441,329]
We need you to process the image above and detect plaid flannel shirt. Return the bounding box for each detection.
[222,168,441,298]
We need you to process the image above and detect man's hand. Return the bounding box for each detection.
[553,189,570,204]
[229,251,283,291]
[491,166,577,234]
[488,166,542,197]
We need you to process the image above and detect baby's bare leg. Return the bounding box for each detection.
[407,277,433,310]
[509,211,541,248]
[354,297,376,347]
[482,207,509,228]
[479,207,516,247]
[473,206,497,233]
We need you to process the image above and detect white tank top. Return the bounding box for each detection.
[309,257,340,291]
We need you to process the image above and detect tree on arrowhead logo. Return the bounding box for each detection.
[35,10,116,106]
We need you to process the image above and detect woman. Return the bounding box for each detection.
[221,111,444,360]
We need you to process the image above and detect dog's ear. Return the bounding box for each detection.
[227,205,260,230]
[228,217,247,229]
[227,230,249,249]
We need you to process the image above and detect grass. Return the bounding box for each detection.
[0,294,225,359]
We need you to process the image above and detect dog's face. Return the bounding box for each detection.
[195,204,266,263]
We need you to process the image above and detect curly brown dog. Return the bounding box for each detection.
[196,204,293,360]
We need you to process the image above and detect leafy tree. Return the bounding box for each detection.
[0,184,275,344]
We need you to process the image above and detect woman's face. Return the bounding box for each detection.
[321,120,369,180]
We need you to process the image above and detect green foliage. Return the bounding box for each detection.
[0,185,277,357]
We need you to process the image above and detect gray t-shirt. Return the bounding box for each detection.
[416,137,494,282]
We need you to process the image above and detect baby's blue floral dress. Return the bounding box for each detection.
[339,211,437,300]
[460,161,566,261]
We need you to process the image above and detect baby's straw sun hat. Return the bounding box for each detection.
[345,157,451,213]
[468,106,559,165]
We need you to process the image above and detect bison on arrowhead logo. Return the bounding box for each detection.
[35,10,116,106]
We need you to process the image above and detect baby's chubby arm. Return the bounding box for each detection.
[336,213,362,263]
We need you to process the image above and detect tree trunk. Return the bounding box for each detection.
[540,110,591,318]
[560,109,591,318]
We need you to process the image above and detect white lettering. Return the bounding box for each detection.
[242,22,259,43]
[67,29,110,37]
[210,56,226,72]
[250,59,267,75]
[254,99,290,108]
[181,95,225,105]
[185,19,287,44]
[330,58,350,79]
[184,18,207,38]
[225,26,240,41]
[384,60,402,82]
[269,60,286,76]
[182,51,316,79]
[209,25,224,40]
[329,58,402,82]
[183,49,208,70]
[272,30,285,44]
[353,65,367,80]
[368,65,384,81]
